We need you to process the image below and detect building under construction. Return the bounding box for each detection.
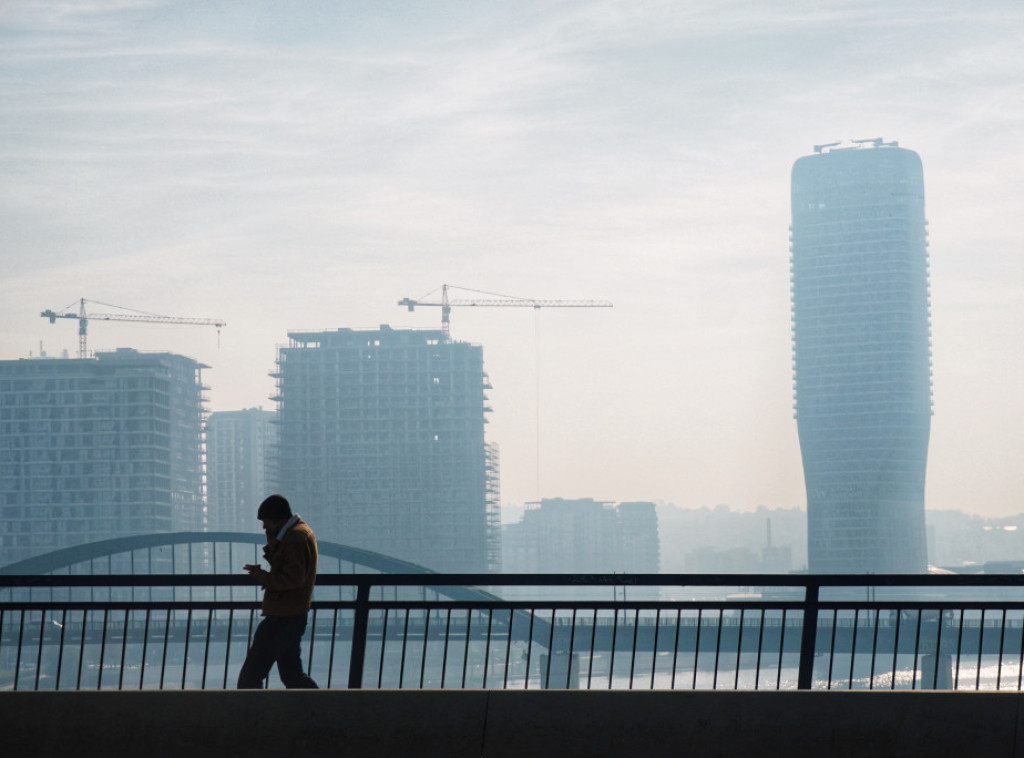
[206,407,278,534]
[0,349,208,566]
[273,325,499,573]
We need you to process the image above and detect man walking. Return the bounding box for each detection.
[238,494,319,688]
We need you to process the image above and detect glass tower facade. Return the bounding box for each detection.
[790,141,932,573]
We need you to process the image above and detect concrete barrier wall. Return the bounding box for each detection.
[6,690,1024,758]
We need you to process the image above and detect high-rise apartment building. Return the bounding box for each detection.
[0,349,208,565]
[206,407,277,533]
[790,139,932,573]
[273,325,498,572]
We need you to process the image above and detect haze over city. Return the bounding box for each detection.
[2,1,1022,519]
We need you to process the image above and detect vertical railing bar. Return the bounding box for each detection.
[524,608,536,690]
[207,606,220,688]
[419,609,431,689]
[181,608,193,690]
[1017,610,1024,691]
[826,609,839,691]
[869,609,881,691]
[627,608,639,690]
[222,610,234,690]
[482,609,494,690]
[753,608,765,691]
[848,609,860,689]
[607,608,619,690]
[797,582,819,690]
[1015,610,1024,692]
[462,608,474,689]
[997,609,1008,690]
[139,608,151,690]
[670,609,682,691]
[14,609,26,690]
[440,608,453,690]
[326,609,339,690]
[501,609,512,690]
[776,609,788,691]
[587,608,598,691]
[159,610,170,690]
[0,609,7,687]
[650,609,660,690]
[245,608,259,688]
[76,609,88,690]
[118,608,130,691]
[692,610,708,692]
[347,580,371,690]
[929,609,943,690]
[567,608,578,690]
[954,609,965,690]
[544,609,556,691]
[97,609,109,690]
[912,609,924,691]
[204,608,216,690]
[377,608,391,688]
[890,608,903,692]
[932,608,947,691]
[35,608,47,690]
[975,610,985,691]
[399,609,412,689]
[712,609,725,691]
[307,607,319,684]
[55,609,68,691]
[733,606,749,688]
[692,609,703,690]
[734,608,745,690]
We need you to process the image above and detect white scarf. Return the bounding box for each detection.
[275,514,300,541]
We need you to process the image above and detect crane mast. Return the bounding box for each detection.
[398,284,612,339]
[41,298,226,358]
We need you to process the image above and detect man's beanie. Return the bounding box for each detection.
[257,494,292,520]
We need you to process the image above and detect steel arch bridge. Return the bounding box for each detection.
[0,532,504,605]
[0,531,438,576]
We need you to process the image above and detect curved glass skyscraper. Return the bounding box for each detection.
[790,140,932,573]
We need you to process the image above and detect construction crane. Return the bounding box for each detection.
[399,284,612,500]
[398,284,612,340]
[41,298,226,359]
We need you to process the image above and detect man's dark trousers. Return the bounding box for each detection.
[237,614,319,688]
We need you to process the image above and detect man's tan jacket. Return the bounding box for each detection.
[258,517,318,616]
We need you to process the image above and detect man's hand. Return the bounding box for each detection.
[243,564,265,579]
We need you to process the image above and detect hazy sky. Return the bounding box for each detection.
[2,1,1022,517]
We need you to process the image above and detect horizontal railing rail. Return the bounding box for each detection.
[3,573,1024,691]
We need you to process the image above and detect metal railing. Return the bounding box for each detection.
[3,573,1024,691]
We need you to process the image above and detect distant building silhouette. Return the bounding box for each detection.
[273,326,498,572]
[0,349,207,566]
[790,140,932,572]
[502,498,660,574]
[206,407,277,533]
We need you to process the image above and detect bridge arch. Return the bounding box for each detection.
[0,532,438,576]
[0,532,509,606]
